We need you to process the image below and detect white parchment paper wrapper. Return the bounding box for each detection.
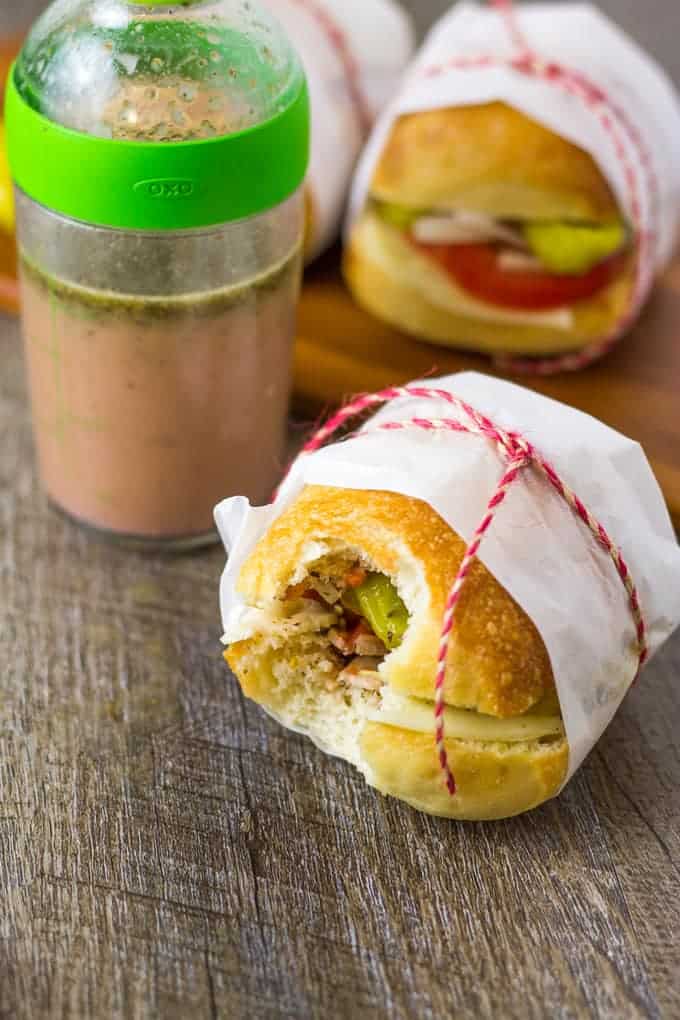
[264,0,414,260]
[348,2,680,271]
[216,372,680,787]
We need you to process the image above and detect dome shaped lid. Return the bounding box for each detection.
[5,0,309,229]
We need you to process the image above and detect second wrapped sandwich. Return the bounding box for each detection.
[344,3,680,364]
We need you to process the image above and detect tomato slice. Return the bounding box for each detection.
[412,241,629,310]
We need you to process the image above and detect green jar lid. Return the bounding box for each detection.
[5,3,310,230]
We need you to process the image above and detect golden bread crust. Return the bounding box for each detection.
[236,485,554,717]
[225,641,271,707]
[371,103,621,222]
[360,723,568,820]
[343,212,634,355]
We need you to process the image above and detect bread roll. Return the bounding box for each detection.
[344,103,633,356]
[223,485,569,820]
[371,102,620,223]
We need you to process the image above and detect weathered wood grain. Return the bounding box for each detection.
[1,310,679,1020]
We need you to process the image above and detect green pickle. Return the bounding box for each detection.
[523,220,627,274]
[342,573,409,650]
[373,200,427,231]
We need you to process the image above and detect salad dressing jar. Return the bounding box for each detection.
[6,0,309,547]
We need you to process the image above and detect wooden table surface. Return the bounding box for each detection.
[2,303,680,1020]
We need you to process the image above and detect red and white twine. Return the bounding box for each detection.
[415,0,659,374]
[299,385,648,796]
[283,0,372,136]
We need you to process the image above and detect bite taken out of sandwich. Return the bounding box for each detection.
[343,102,635,356]
[223,485,568,821]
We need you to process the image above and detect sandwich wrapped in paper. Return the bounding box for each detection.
[344,3,680,364]
[216,373,680,821]
[265,0,414,261]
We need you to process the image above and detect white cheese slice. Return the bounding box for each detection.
[365,690,564,743]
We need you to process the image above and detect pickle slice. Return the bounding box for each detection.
[523,220,627,274]
[373,199,428,231]
[342,573,409,650]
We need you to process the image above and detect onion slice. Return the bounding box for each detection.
[411,210,527,249]
[496,249,546,273]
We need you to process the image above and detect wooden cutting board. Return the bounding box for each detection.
[294,248,680,529]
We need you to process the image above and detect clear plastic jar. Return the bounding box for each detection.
[7,0,309,548]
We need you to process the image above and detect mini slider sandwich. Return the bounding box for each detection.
[344,103,634,355]
[224,485,568,820]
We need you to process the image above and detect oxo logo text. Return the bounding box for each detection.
[134,179,195,199]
